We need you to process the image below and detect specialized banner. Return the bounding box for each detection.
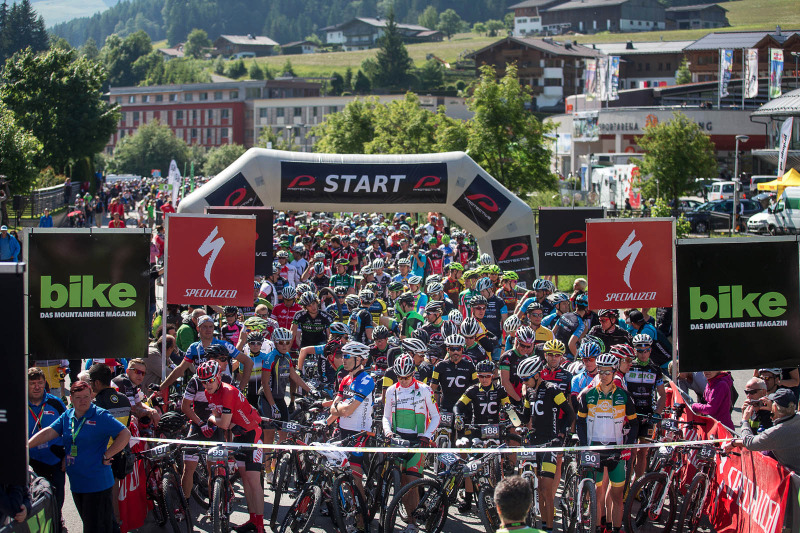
[27,230,150,359]
[719,49,734,98]
[0,264,27,486]
[490,235,536,288]
[166,214,256,306]
[769,48,783,99]
[206,206,274,276]
[745,48,759,99]
[573,111,599,142]
[608,56,620,101]
[538,207,605,275]
[597,56,608,101]
[586,218,674,308]
[204,171,264,207]
[280,161,448,204]
[777,117,794,177]
[452,174,512,231]
[584,59,597,101]
[676,238,800,371]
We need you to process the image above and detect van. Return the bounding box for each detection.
[747,186,800,235]
[709,181,741,200]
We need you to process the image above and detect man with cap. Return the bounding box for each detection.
[0,225,20,262]
[726,388,800,473]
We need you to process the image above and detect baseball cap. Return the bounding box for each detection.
[767,388,797,408]
[0,225,7,231]
[758,368,782,376]
[197,315,214,327]
[628,310,645,324]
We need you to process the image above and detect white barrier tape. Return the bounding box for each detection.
[132,435,730,456]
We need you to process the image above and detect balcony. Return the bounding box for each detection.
[530,86,545,95]
[518,67,544,77]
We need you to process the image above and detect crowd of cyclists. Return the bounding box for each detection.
[29,209,713,533]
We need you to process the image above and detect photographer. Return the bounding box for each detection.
[741,377,773,433]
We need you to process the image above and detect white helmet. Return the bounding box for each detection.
[448,309,464,327]
[517,357,545,380]
[272,327,293,342]
[342,341,370,360]
[402,337,427,354]
[282,286,296,300]
[479,253,492,265]
[516,326,536,345]
[372,258,385,269]
[444,334,465,347]
[460,317,481,337]
[393,353,415,378]
[503,315,522,334]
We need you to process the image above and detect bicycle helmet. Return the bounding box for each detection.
[475,278,493,292]
[360,265,374,276]
[574,293,589,308]
[577,341,601,360]
[543,339,566,355]
[581,335,606,353]
[460,317,481,337]
[272,327,294,343]
[503,315,522,334]
[479,253,492,265]
[334,286,349,297]
[408,275,422,286]
[517,357,545,380]
[427,275,443,285]
[204,344,229,359]
[244,316,268,331]
[197,360,221,382]
[448,262,464,271]
[393,354,415,377]
[372,325,390,340]
[342,341,370,360]
[469,295,488,307]
[299,292,319,307]
[295,283,312,296]
[515,326,536,345]
[548,292,570,305]
[502,271,519,281]
[632,333,653,347]
[335,257,350,266]
[541,280,556,293]
[157,411,186,434]
[610,344,636,361]
[276,250,289,259]
[463,269,479,280]
[329,322,351,336]
[426,282,444,295]
[448,309,464,327]
[388,281,405,293]
[598,309,619,320]
[359,289,375,304]
[445,333,465,347]
[402,337,427,354]
[532,279,546,291]
[282,286,297,300]
[313,262,326,275]
[345,294,360,308]
[254,280,262,290]
[372,258,385,270]
[247,331,265,344]
[487,265,503,275]
[313,252,326,261]
[424,300,443,314]
[223,305,238,316]
[412,329,430,344]
[476,360,496,374]
[395,292,415,305]
[596,353,620,369]
[397,257,412,266]
[525,301,544,314]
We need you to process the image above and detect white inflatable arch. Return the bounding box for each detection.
[178,148,539,285]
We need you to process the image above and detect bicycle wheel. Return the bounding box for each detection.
[378,467,403,530]
[191,466,210,510]
[558,463,578,533]
[270,453,294,529]
[278,485,322,533]
[163,472,194,533]
[477,485,500,533]
[676,473,708,533]
[331,475,367,533]
[575,478,597,533]
[432,435,450,475]
[210,478,228,533]
[150,468,168,527]
[623,471,677,533]
[383,477,448,533]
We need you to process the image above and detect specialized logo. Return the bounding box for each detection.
[689,286,787,320]
[553,230,586,247]
[198,226,225,286]
[465,193,499,213]
[498,243,529,262]
[414,176,441,189]
[40,276,137,308]
[615,230,642,290]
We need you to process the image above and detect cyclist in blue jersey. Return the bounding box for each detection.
[541,292,571,329]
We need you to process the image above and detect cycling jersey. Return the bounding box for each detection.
[325,301,351,322]
[310,274,330,290]
[207,381,262,435]
[552,312,584,346]
[382,361,433,391]
[258,281,278,307]
[369,344,401,370]
[482,295,507,339]
[496,286,525,312]
[241,346,273,406]
[397,310,424,338]
[263,349,294,398]
[456,242,475,266]
[541,365,573,434]
[368,299,388,326]
[458,288,477,317]
[221,321,244,345]
[184,339,241,367]
[570,369,596,399]
[348,307,374,344]
[330,273,357,290]
[456,383,510,425]
[277,263,299,287]
[374,272,391,297]
[382,379,440,439]
[519,296,554,317]
[427,248,444,275]
[443,277,463,304]
[587,325,632,352]
[542,312,560,329]
[626,361,664,414]
[431,359,478,412]
[522,380,569,444]
[111,375,143,408]
[293,309,333,347]
[273,302,303,331]
[576,384,638,446]
[498,349,526,401]
[309,344,339,390]
[465,342,488,363]
[337,369,375,432]
[184,374,233,421]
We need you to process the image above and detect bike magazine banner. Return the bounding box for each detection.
[280,161,448,204]
[538,207,604,275]
[666,382,791,533]
[745,49,759,99]
[166,214,256,306]
[769,49,783,99]
[719,49,734,98]
[491,235,536,288]
[586,218,674,308]
[0,264,27,486]
[206,206,274,277]
[676,238,800,371]
[27,229,150,359]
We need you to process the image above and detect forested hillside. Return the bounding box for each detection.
[51,0,511,47]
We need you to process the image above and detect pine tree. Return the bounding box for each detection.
[343,67,353,92]
[374,10,412,90]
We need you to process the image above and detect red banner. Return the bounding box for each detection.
[118,424,147,533]
[586,218,674,308]
[667,383,790,533]
[166,214,256,306]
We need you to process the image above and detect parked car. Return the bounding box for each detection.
[747,186,800,235]
[685,199,762,233]
[748,175,778,196]
[708,181,742,201]
[675,197,704,213]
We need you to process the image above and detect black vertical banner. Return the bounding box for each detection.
[206,206,274,276]
[0,263,28,485]
[538,207,605,275]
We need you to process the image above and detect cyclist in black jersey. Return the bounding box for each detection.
[417,300,447,339]
[292,292,332,408]
[430,334,478,412]
[629,334,667,483]
[368,325,401,370]
[588,309,632,352]
[499,326,537,406]
[348,289,375,344]
[324,286,351,321]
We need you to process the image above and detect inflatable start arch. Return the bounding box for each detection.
[178,149,539,286]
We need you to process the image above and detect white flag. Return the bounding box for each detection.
[745,49,758,99]
[778,118,793,177]
[168,159,181,205]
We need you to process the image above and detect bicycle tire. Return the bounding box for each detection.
[191,466,210,510]
[576,478,597,533]
[676,473,708,533]
[163,472,194,533]
[383,477,448,533]
[150,467,168,527]
[278,484,322,533]
[210,477,228,533]
[559,462,578,533]
[331,475,367,533]
[623,471,677,533]
[477,485,501,533]
[378,467,403,530]
[270,453,293,529]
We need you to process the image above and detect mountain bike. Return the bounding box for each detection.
[362,434,412,531]
[137,443,194,533]
[561,450,624,533]
[676,444,738,533]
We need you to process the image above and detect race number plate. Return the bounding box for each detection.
[438,453,458,466]
[658,445,672,456]
[518,450,538,460]
[698,446,716,461]
[284,421,299,433]
[208,446,227,458]
[580,451,600,468]
[662,419,679,432]
[465,459,483,474]
[481,425,500,439]
[440,412,454,428]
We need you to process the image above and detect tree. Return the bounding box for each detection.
[304,33,322,46]
[249,61,264,80]
[203,144,246,175]
[343,67,353,92]
[418,6,438,30]
[213,54,225,74]
[184,28,211,59]
[636,112,717,205]
[466,64,556,194]
[437,9,465,39]
[676,56,692,85]
[0,103,42,193]
[281,59,296,77]
[80,37,100,60]
[257,126,299,151]
[486,19,505,37]
[472,22,487,36]
[100,30,152,87]
[0,47,119,175]
[329,72,344,95]
[353,69,371,94]
[0,0,48,62]
[109,120,190,177]
[418,59,444,91]
[225,58,246,78]
[311,97,380,153]
[504,13,515,30]
[374,11,412,89]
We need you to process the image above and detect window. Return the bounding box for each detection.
[329,106,338,113]
[544,78,562,86]
[176,110,184,120]
[192,109,198,120]
[519,18,527,23]
[184,93,193,101]
[294,107,302,117]
[156,95,163,102]
[115,97,122,104]
[207,109,214,120]
[143,95,150,103]
[169,94,177,102]
[199,92,208,101]
[645,63,650,71]
[133,111,140,121]
[221,128,229,138]
[207,128,213,138]
[259,108,268,118]
[637,62,643,71]
[666,62,671,71]
[221,109,230,119]
[313,107,318,117]
[245,87,261,99]
[128,95,136,103]
[658,63,663,71]
[277,108,285,117]
[229,90,239,99]
[191,128,198,138]
[214,91,223,101]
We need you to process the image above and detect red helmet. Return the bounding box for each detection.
[609,344,635,361]
[197,360,221,382]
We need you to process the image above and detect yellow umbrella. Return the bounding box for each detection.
[757,168,800,195]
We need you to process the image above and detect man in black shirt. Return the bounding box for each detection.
[588,309,632,352]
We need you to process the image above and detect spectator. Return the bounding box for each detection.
[160,199,176,217]
[28,380,131,533]
[107,197,124,219]
[176,309,204,352]
[726,388,800,473]
[107,211,126,228]
[493,475,544,533]
[27,368,67,512]
[38,208,53,228]
[742,377,773,433]
[145,335,174,390]
[0,484,31,524]
[0,225,20,262]
[691,370,734,430]
[758,368,785,395]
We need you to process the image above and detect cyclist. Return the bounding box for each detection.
[382,353,441,532]
[518,356,576,533]
[365,282,390,326]
[240,331,274,408]
[522,302,554,355]
[454,231,476,266]
[570,340,601,410]
[502,314,522,352]
[461,317,489,363]
[394,292,424,338]
[325,286,351,322]
[112,358,161,425]
[541,292,571,329]
[368,325,401,370]
[539,338,573,506]
[330,257,357,294]
[475,277,508,348]
[499,326,537,406]
[372,259,391,297]
[425,281,455,316]
[588,309,632,352]
[443,263,464,304]
[275,250,299,287]
[381,337,431,400]
[392,257,412,287]
[628,333,666,482]
[417,300,447,339]
[273,287,302,333]
[201,360,266,533]
[516,279,554,317]
[551,295,589,361]
[431,333,478,413]
[220,306,244,345]
[576,353,639,533]
[458,269,480,317]
[348,289,375,344]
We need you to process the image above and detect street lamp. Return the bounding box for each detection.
[792,52,800,90]
[732,134,750,235]
[284,125,293,149]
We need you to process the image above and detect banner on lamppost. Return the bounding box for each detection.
[745,48,759,98]
[167,159,181,205]
[597,56,608,101]
[584,59,597,101]
[609,56,620,101]
[719,49,734,98]
[778,118,794,177]
[769,48,784,98]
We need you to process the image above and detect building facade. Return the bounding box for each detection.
[540,0,666,34]
[321,17,433,51]
[594,40,692,89]
[214,35,279,57]
[509,0,566,36]
[665,4,729,31]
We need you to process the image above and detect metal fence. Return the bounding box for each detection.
[12,182,81,220]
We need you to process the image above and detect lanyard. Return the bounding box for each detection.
[29,403,45,433]
[71,414,88,443]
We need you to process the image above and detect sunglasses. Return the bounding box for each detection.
[257,313,270,318]
[744,389,763,395]
[130,368,145,376]
[249,341,263,346]
[277,340,292,346]
[471,306,486,310]
[517,342,533,349]
[478,374,493,379]
[529,312,543,317]
[635,347,651,352]
[598,370,614,376]
[398,375,414,380]
[447,346,463,351]
[225,313,236,317]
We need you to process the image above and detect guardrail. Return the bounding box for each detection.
[11,182,81,221]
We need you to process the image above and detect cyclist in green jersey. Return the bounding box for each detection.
[494,476,546,533]
[393,292,424,338]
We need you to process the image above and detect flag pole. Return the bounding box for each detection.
[162,215,169,381]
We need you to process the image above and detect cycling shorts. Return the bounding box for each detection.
[233,429,264,472]
[392,433,425,477]
[537,452,559,479]
[339,429,369,475]
[258,396,289,424]
[637,420,656,440]
[593,456,626,487]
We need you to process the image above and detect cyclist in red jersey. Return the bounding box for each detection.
[200,361,265,533]
[273,287,303,342]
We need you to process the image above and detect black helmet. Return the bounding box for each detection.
[412,328,430,344]
[158,411,187,435]
[223,306,238,316]
[372,325,391,340]
[470,295,488,307]
[396,292,415,305]
[205,344,228,359]
[247,331,265,344]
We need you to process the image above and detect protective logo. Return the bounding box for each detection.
[553,230,586,247]
[497,243,529,262]
[286,175,316,190]
[413,176,441,189]
[453,175,511,231]
[204,172,263,207]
